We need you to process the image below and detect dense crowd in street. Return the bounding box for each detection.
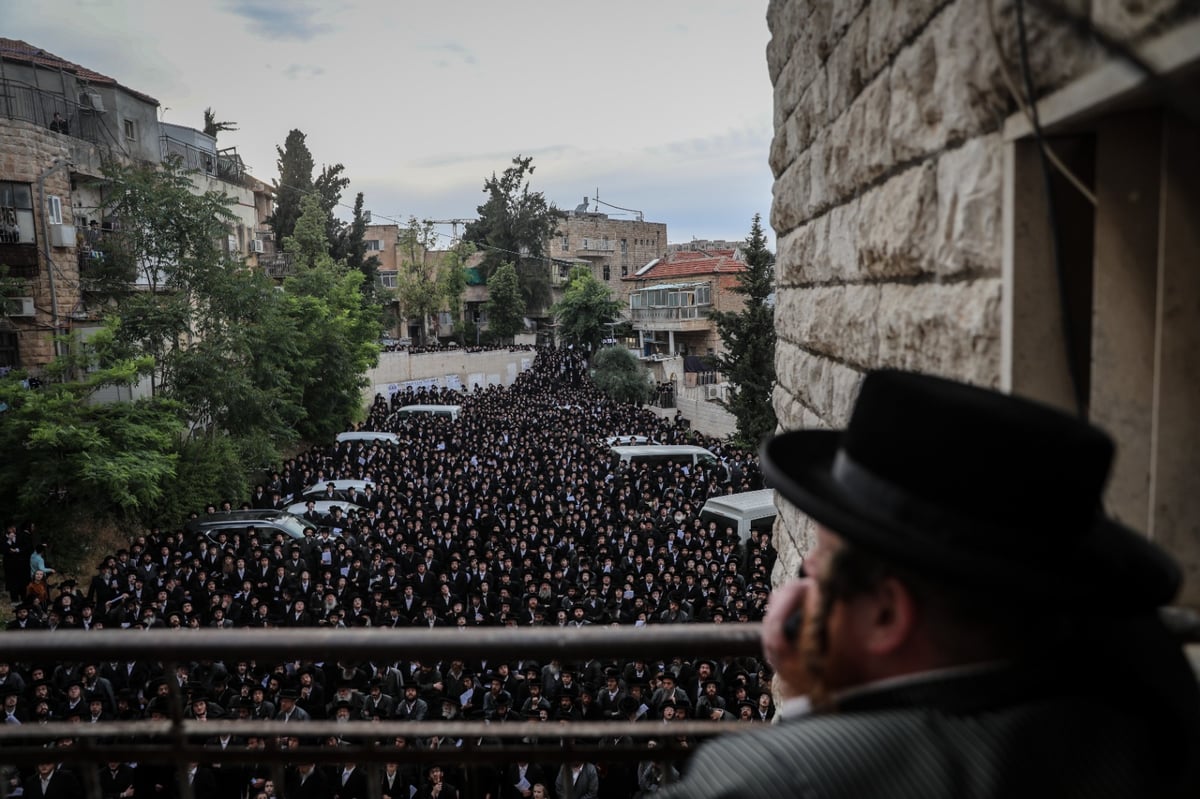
[1,347,775,799]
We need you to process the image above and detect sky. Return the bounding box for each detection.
[8,1,776,249]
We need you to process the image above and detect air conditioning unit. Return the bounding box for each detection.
[5,297,36,317]
[50,224,76,248]
[251,239,265,253]
[706,384,724,401]
[79,91,105,112]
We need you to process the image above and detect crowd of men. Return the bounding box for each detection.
[2,348,774,798]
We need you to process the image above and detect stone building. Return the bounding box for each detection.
[554,198,669,309]
[0,39,268,372]
[765,1,1200,605]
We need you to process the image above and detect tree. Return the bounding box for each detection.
[591,345,653,405]
[97,158,237,395]
[268,129,315,247]
[0,351,184,551]
[396,217,443,345]
[281,195,381,442]
[316,163,350,260]
[484,262,525,342]
[462,155,563,312]
[554,267,621,353]
[709,213,778,448]
[439,240,475,343]
[343,192,381,300]
[202,107,238,140]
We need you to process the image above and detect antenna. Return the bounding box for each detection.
[422,218,473,243]
[592,190,644,222]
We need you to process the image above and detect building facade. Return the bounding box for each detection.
[766,1,1200,604]
[553,199,668,310]
[0,39,266,371]
[623,249,748,359]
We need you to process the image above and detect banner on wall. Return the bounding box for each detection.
[445,374,463,391]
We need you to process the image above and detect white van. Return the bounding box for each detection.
[336,430,401,445]
[699,489,777,545]
[609,444,731,483]
[396,404,462,421]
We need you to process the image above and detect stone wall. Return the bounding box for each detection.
[764,0,1191,579]
[0,119,79,367]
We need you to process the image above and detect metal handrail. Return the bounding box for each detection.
[0,624,765,799]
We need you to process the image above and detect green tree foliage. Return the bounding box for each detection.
[484,262,525,342]
[591,345,653,405]
[282,195,381,441]
[202,107,238,140]
[344,192,381,300]
[439,241,474,343]
[396,217,443,345]
[0,354,183,537]
[316,163,350,260]
[709,213,778,448]
[268,129,315,246]
[462,155,563,312]
[554,267,621,353]
[97,158,237,395]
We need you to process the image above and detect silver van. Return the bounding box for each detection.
[699,489,777,545]
[396,404,461,421]
[609,444,731,482]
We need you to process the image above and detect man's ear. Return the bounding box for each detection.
[861,576,917,656]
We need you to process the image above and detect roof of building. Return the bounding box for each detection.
[625,249,746,282]
[0,38,160,106]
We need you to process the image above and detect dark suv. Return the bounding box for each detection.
[184,509,323,548]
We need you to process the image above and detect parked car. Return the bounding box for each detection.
[602,434,659,446]
[608,444,731,483]
[184,509,322,548]
[698,489,777,545]
[395,404,461,421]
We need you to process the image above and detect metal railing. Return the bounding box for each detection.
[0,78,107,144]
[0,624,763,799]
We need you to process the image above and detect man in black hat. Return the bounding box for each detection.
[661,370,1200,798]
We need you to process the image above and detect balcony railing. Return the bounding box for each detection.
[0,624,762,799]
[260,252,295,279]
[160,135,246,184]
[0,78,108,144]
[630,306,712,332]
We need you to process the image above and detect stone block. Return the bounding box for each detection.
[776,212,827,285]
[780,284,882,365]
[826,71,893,205]
[889,0,1009,163]
[874,280,1002,385]
[806,130,831,220]
[855,160,938,280]
[933,134,1003,277]
[826,3,872,121]
[829,0,869,46]
[866,0,948,77]
[767,0,803,84]
[770,148,809,235]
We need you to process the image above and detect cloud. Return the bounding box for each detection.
[418,41,478,68]
[282,63,325,80]
[223,0,333,41]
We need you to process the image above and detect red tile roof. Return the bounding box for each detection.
[0,38,159,105]
[625,249,746,281]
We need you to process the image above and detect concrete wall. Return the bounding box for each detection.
[364,348,536,403]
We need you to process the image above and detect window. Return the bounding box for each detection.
[603,265,611,281]
[48,196,63,225]
[365,239,383,251]
[123,119,137,141]
[561,236,569,251]
[621,239,627,253]
[378,271,398,289]
[622,265,628,276]
[0,331,17,368]
[0,181,35,244]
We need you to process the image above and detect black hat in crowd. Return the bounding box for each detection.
[760,369,1180,609]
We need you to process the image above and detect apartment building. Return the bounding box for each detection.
[0,38,266,370]
[551,198,668,310]
[623,249,747,358]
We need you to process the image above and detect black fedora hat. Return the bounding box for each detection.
[761,370,1179,609]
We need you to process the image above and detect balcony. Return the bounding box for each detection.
[0,78,109,145]
[630,305,712,332]
[160,135,247,184]
[260,252,295,279]
[576,239,615,255]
